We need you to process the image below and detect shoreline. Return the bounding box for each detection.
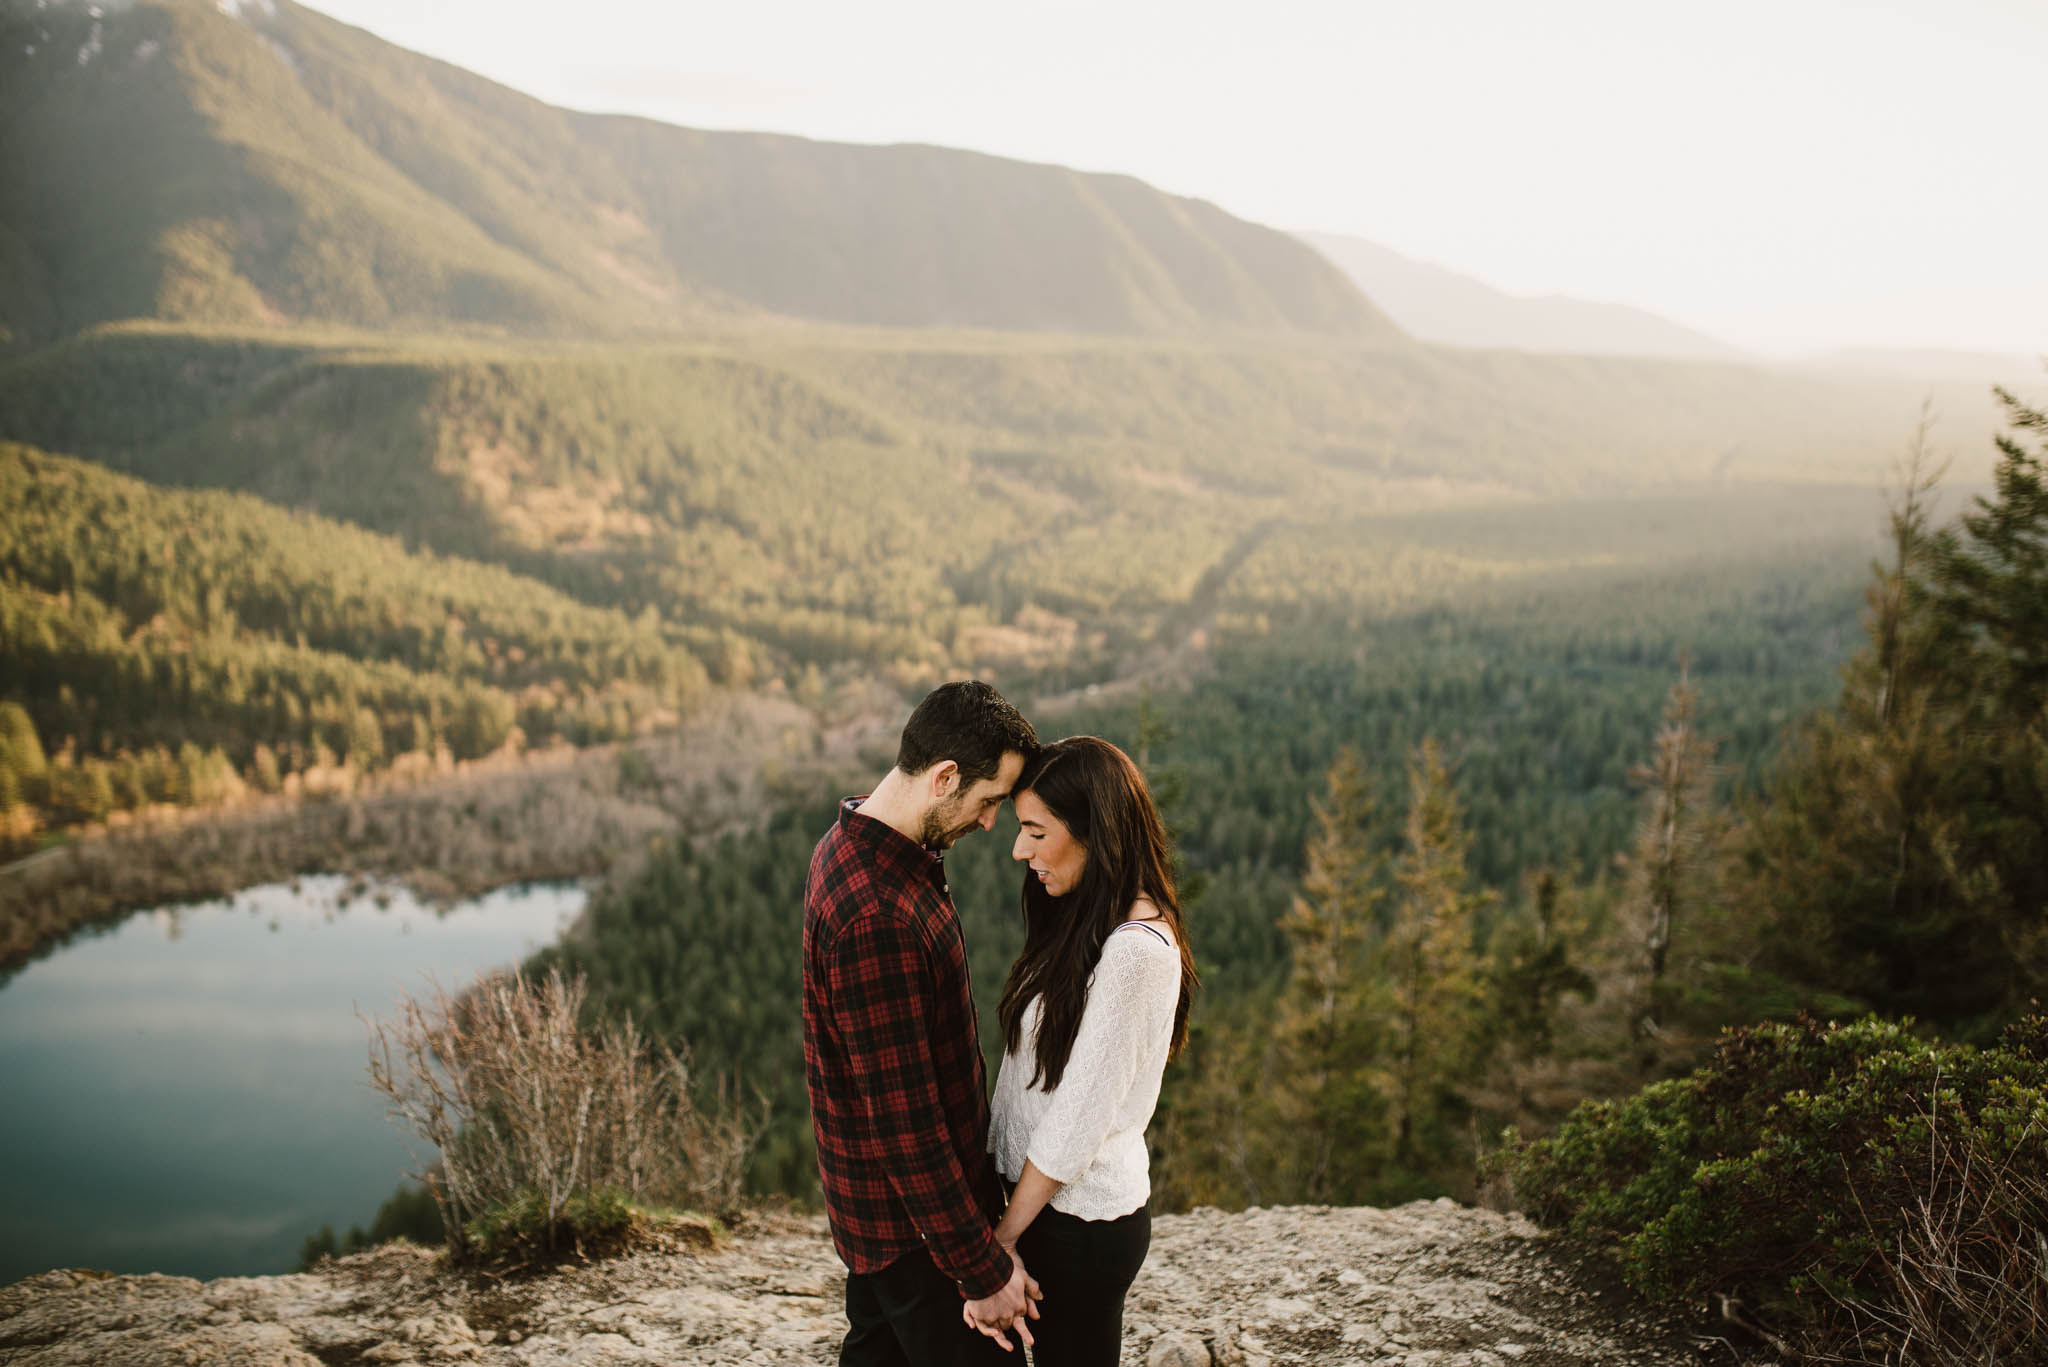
[0,687,903,982]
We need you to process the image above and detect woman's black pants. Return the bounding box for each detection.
[1015,1204,1151,1367]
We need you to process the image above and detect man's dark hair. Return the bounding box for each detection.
[895,680,1039,785]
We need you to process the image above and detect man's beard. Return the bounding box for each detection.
[918,794,973,849]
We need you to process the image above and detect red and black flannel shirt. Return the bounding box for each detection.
[802,797,1013,1299]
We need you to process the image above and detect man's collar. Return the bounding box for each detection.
[838,796,944,864]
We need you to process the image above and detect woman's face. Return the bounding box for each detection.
[1011,789,1087,897]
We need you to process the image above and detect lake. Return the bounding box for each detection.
[0,876,584,1286]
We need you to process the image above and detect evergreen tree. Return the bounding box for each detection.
[1383,739,1490,1179]
[251,742,283,794]
[1486,869,1596,1067]
[1146,1014,1273,1211]
[1470,868,1600,1135]
[1924,385,2048,1016]
[347,705,385,769]
[1270,747,1390,1202]
[0,701,47,808]
[1932,388,2048,715]
[1746,396,2048,1036]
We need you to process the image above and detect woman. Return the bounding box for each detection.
[967,735,1198,1363]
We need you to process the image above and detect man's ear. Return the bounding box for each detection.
[927,760,961,799]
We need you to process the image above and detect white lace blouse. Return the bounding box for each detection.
[988,921,1180,1221]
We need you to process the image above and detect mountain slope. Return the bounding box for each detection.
[1299,231,1743,362]
[0,0,1394,344]
[0,433,743,857]
[0,0,623,341]
[0,322,1982,690]
[0,442,711,766]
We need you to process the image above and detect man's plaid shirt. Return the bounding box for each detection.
[802,798,1013,1299]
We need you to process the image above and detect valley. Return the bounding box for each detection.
[3,7,2041,1344]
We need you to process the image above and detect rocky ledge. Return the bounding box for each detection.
[0,1202,1729,1366]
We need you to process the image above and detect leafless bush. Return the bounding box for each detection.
[363,968,764,1258]
[1817,1083,2048,1366]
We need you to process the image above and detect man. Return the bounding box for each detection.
[803,680,1044,1365]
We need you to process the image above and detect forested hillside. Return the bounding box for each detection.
[0,323,1979,681]
[534,388,2048,1229]
[0,445,709,844]
[2,294,1960,854]
[534,494,1883,1193]
[4,1,2041,1350]
[0,0,1999,839]
[0,0,1386,344]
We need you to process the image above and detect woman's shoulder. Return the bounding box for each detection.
[1097,913,1180,1008]
[1107,906,1176,955]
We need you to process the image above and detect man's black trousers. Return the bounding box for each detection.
[840,1206,1151,1367]
[841,1245,1013,1367]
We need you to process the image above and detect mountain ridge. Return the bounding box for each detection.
[1298,230,1745,362]
[0,0,1395,345]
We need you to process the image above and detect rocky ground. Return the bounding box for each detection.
[0,1202,1758,1367]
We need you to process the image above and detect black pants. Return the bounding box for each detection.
[841,1245,1014,1367]
[1016,1204,1151,1367]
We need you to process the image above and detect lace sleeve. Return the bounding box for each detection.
[1022,930,1180,1184]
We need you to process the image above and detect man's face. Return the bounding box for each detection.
[920,751,1027,850]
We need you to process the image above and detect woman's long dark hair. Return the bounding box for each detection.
[997,735,1198,1091]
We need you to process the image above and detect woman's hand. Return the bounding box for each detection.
[961,1256,1040,1351]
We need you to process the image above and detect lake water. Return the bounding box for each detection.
[0,876,584,1286]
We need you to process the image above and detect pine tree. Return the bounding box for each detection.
[1932,388,2048,715]
[1924,385,2048,1016]
[1468,868,1602,1137]
[0,701,48,808]
[1270,746,1389,1202]
[1487,869,1596,1066]
[1146,1016,1271,1211]
[251,741,283,794]
[347,705,385,769]
[1384,739,1490,1177]
[1746,403,2043,1036]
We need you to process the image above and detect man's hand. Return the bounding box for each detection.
[961,1252,1041,1352]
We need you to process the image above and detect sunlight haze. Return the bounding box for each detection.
[9,0,2048,1327]
[299,0,2048,360]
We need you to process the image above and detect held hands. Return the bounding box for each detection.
[961,1245,1041,1352]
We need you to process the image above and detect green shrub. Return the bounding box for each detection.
[1502,1013,2048,1361]
[462,1187,725,1268]
[465,1187,634,1262]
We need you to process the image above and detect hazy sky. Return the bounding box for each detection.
[306,0,2046,359]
